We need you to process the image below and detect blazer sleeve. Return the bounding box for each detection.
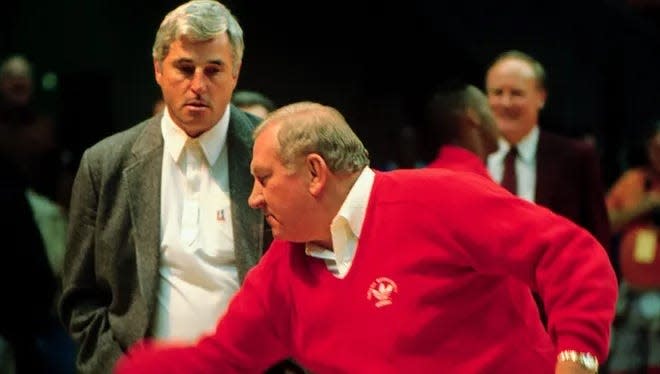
[58,149,124,374]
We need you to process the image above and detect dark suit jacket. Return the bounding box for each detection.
[59,107,268,374]
[535,130,611,249]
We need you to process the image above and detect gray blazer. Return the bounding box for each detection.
[59,107,267,374]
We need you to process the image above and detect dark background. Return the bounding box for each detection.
[2,0,659,187]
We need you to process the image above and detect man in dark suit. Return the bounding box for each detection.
[485,50,610,248]
[58,1,272,373]
[485,50,611,325]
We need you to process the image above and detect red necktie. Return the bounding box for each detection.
[501,146,518,195]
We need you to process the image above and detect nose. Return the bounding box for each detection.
[248,180,264,210]
[190,69,208,95]
[499,93,513,107]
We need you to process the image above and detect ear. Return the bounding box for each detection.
[537,89,547,110]
[305,153,328,197]
[154,59,163,86]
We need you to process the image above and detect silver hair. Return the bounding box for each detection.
[488,50,546,90]
[255,102,370,173]
[152,0,244,74]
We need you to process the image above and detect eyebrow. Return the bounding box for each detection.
[173,58,224,66]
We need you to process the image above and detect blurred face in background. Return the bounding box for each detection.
[486,57,546,145]
[154,33,239,137]
[0,59,33,107]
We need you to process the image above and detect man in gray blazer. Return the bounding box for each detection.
[58,1,272,373]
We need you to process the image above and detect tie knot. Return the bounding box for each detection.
[506,146,518,159]
[185,139,205,166]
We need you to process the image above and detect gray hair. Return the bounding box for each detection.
[255,102,370,173]
[488,50,546,90]
[152,0,244,74]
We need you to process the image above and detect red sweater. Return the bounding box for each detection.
[117,169,617,373]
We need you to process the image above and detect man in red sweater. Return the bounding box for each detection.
[116,102,617,374]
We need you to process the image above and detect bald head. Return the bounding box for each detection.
[485,51,547,144]
[254,102,370,173]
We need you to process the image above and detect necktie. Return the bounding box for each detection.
[501,146,518,195]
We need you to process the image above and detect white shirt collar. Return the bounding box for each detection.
[161,105,231,166]
[305,167,375,261]
[493,125,539,164]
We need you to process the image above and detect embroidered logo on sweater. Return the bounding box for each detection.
[367,277,398,308]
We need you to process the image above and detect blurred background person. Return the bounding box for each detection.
[606,120,660,374]
[0,53,75,373]
[425,82,499,176]
[231,89,275,118]
[380,124,426,170]
[485,50,611,248]
[485,49,612,326]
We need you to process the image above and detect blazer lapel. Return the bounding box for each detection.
[227,107,264,282]
[125,118,163,317]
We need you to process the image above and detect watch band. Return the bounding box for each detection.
[557,350,599,372]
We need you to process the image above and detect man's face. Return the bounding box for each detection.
[0,74,32,107]
[486,58,546,144]
[248,124,317,242]
[154,34,239,137]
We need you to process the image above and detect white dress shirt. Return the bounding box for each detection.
[487,126,540,203]
[306,167,375,278]
[153,106,238,342]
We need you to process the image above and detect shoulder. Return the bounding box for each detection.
[230,105,261,130]
[228,105,261,147]
[373,169,503,205]
[539,130,595,154]
[81,117,158,168]
[87,118,153,155]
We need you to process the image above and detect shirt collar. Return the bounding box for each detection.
[161,104,231,166]
[305,167,375,259]
[493,125,539,164]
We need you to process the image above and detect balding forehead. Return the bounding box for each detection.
[494,58,536,77]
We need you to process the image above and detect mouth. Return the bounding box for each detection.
[184,101,209,109]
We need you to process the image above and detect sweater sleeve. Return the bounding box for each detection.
[436,173,618,363]
[115,241,293,373]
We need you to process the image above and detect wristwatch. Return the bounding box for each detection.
[557,350,599,372]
